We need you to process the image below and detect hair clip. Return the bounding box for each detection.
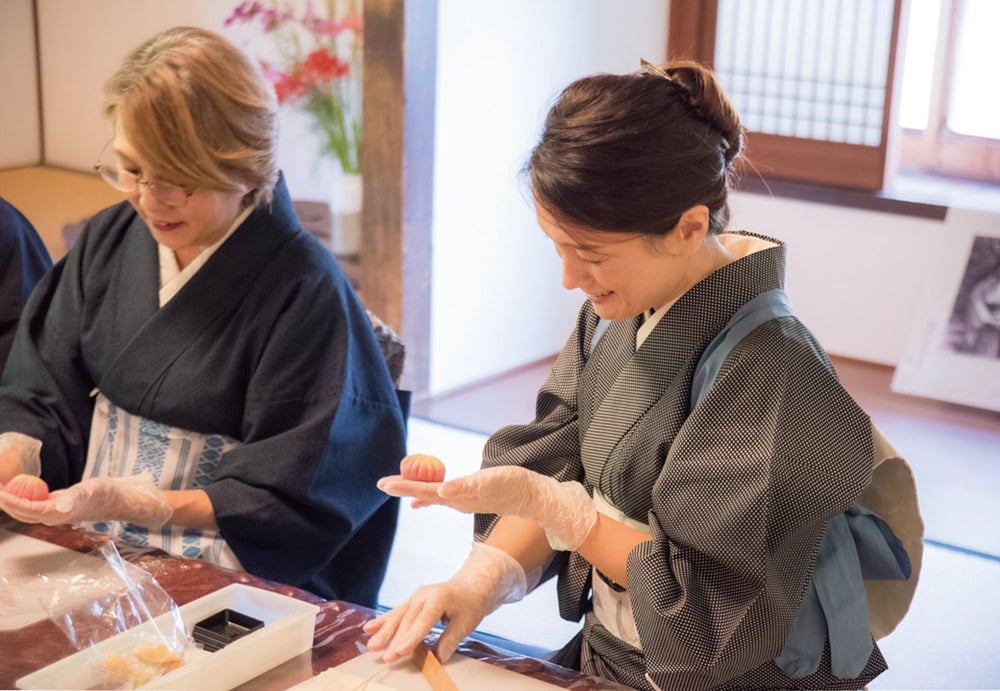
[720,138,731,151]
[639,58,672,81]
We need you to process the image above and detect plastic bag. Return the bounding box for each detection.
[0,432,42,477]
[24,541,194,689]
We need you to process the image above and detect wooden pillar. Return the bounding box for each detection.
[361,0,436,395]
[667,0,718,63]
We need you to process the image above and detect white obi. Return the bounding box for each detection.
[82,392,244,570]
[591,489,651,649]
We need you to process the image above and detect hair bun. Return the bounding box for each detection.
[640,58,744,163]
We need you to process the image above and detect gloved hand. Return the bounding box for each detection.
[364,542,527,662]
[0,433,42,484]
[378,465,598,552]
[0,472,173,528]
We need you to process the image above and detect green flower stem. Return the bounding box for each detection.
[307,88,359,175]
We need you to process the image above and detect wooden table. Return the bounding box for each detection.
[0,521,615,689]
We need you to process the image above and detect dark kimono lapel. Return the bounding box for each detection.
[578,234,788,489]
[578,308,704,486]
[99,178,300,414]
[577,316,639,481]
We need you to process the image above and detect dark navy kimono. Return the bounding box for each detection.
[0,177,406,607]
[0,197,52,372]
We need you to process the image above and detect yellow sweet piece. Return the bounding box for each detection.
[98,654,131,685]
[132,642,183,672]
[98,641,185,688]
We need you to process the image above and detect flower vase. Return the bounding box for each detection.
[328,171,362,256]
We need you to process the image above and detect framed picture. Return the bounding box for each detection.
[892,208,1000,412]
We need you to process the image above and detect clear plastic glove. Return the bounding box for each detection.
[363,542,527,663]
[0,433,42,483]
[0,472,173,528]
[377,465,598,552]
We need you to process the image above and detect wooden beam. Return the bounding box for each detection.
[361,0,436,395]
[668,0,718,64]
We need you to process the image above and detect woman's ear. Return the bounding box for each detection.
[677,205,709,241]
[234,181,255,206]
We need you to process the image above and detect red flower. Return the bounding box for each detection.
[272,71,307,104]
[226,0,362,173]
[301,48,349,85]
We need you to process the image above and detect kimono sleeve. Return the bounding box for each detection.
[0,224,99,489]
[201,264,406,602]
[0,199,52,370]
[625,318,875,690]
[474,302,597,541]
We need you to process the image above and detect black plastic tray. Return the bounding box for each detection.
[192,608,265,652]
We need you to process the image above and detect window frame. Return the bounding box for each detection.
[899,0,1000,181]
[667,0,904,192]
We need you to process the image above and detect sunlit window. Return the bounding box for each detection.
[715,0,894,147]
[948,0,1000,139]
[897,0,940,132]
[897,0,1000,181]
[675,0,999,191]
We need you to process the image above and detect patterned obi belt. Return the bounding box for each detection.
[83,392,243,570]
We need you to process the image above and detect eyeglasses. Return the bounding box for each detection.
[93,163,194,208]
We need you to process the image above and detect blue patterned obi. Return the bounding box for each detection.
[82,393,243,569]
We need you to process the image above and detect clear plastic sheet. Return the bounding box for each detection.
[5,540,193,689]
[305,600,632,690]
[0,432,42,477]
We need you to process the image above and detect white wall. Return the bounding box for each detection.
[426,1,990,394]
[27,0,336,202]
[13,2,987,391]
[0,0,41,167]
[729,192,950,366]
[428,0,670,394]
[34,0,217,170]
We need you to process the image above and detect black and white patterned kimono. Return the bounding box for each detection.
[476,233,922,690]
[0,177,407,607]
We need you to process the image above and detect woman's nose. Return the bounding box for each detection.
[561,256,586,290]
[135,184,167,214]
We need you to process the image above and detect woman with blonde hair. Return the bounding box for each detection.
[0,27,406,607]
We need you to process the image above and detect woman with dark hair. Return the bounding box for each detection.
[367,60,922,689]
[0,27,406,607]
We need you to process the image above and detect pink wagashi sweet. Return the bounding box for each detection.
[3,474,50,502]
[399,454,446,483]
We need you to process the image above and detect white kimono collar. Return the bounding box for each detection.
[158,205,255,307]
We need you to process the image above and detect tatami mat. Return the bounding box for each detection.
[871,542,1000,689]
[0,166,124,262]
